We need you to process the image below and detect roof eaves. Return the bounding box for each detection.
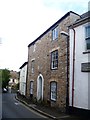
[19,62,28,69]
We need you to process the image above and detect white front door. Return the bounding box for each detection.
[37,74,44,100]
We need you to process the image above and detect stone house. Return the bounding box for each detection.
[26,11,80,111]
[69,11,90,111]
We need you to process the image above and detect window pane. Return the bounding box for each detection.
[51,82,56,91]
[55,60,58,67]
[56,51,58,59]
[50,82,57,101]
[52,27,58,40]
[31,60,35,73]
[51,50,58,69]
[56,28,58,39]
[52,61,55,68]
[52,53,54,60]
[85,25,90,50]
[86,26,90,38]
[30,81,33,94]
[52,30,55,40]
[33,44,36,52]
[86,38,90,49]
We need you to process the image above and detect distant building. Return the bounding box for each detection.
[26,11,80,111]
[9,70,19,87]
[69,11,90,111]
[19,62,28,96]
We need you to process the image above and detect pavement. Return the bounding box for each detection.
[16,94,90,120]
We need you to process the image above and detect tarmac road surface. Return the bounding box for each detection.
[2,93,47,119]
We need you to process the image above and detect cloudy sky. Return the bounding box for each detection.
[0,0,89,71]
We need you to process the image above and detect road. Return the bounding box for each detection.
[2,93,47,119]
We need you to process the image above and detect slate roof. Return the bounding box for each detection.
[81,11,90,19]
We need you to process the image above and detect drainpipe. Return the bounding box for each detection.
[71,27,76,107]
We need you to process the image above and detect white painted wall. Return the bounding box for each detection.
[19,64,27,95]
[69,24,89,110]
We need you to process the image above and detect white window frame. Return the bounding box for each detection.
[52,26,58,40]
[50,81,57,101]
[51,50,58,69]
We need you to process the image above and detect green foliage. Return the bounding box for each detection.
[16,83,19,90]
[1,69,10,88]
[14,83,19,90]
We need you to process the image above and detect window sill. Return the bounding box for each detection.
[83,51,90,54]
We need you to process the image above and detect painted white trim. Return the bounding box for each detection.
[37,74,44,101]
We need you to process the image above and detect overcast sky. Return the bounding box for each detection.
[0,0,89,71]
